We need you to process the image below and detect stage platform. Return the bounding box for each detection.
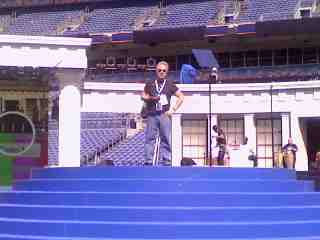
[0,166,320,240]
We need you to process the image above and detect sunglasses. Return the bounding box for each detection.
[157,69,167,73]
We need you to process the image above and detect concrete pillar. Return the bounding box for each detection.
[290,114,308,171]
[281,113,290,147]
[244,114,256,153]
[36,98,41,123]
[21,98,26,114]
[56,69,84,167]
[171,113,182,167]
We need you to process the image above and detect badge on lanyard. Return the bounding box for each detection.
[155,79,166,111]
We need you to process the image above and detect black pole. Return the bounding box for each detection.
[270,84,275,167]
[209,76,212,166]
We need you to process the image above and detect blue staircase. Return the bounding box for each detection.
[0,167,320,240]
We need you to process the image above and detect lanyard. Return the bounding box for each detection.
[155,79,166,95]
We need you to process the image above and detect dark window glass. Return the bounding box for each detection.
[218,53,230,68]
[260,50,273,66]
[288,48,302,65]
[303,48,317,64]
[177,55,191,70]
[246,51,258,67]
[274,49,287,66]
[231,52,244,68]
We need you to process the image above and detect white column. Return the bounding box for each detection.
[281,113,290,146]
[244,114,256,153]
[290,114,308,171]
[21,98,26,113]
[58,85,81,167]
[57,69,84,167]
[208,114,218,149]
[36,98,41,123]
[171,113,182,167]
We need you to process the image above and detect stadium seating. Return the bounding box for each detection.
[102,130,145,166]
[87,70,180,83]
[0,0,106,9]
[48,129,58,165]
[256,0,297,21]
[81,128,125,160]
[88,71,154,83]
[48,119,58,130]
[48,128,125,166]
[86,64,320,84]
[219,64,320,83]
[152,1,217,28]
[48,113,128,166]
[0,0,310,36]
[72,1,155,35]
[236,0,257,22]
[6,7,83,36]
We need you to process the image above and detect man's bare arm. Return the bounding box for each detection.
[172,90,184,112]
[166,90,184,116]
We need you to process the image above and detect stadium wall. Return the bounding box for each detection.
[0,35,91,170]
[83,81,320,170]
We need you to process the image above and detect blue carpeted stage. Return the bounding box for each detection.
[0,166,320,239]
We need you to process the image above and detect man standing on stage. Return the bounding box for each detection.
[142,61,184,166]
[282,137,298,169]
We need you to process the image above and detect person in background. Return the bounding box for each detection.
[212,125,226,166]
[241,136,257,167]
[282,137,298,169]
[141,61,184,166]
[312,151,320,170]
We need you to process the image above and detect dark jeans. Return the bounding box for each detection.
[144,113,171,165]
[217,145,226,166]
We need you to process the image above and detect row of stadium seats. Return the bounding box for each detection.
[49,112,129,130]
[80,128,126,162]
[0,0,105,9]
[219,64,320,83]
[48,112,130,165]
[102,131,145,166]
[81,111,128,119]
[48,128,126,166]
[7,7,83,35]
[0,0,312,36]
[86,64,320,84]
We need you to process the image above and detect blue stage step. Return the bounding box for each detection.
[0,166,319,239]
[1,191,320,206]
[1,236,320,240]
[12,179,314,192]
[1,218,320,238]
[30,167,297,180]
[1,204,320,222]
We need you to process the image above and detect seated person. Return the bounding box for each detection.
[240,137,257,167]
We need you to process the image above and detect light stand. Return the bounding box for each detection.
[208,68,218,166]
[191,49,220,167]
